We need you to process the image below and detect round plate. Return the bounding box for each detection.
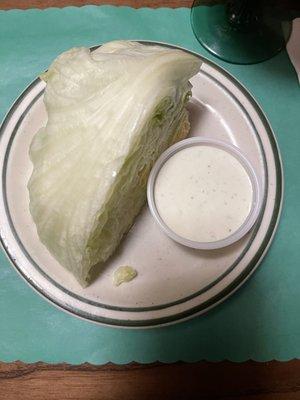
[0,42,283,328]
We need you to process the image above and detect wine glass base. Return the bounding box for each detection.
[191,4,290,65]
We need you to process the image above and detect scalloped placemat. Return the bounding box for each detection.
[0,5,299,363]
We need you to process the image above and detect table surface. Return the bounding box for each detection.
[1,1,300,399]
[1,0,193,9]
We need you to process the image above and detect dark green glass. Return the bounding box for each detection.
[191,0,291,64]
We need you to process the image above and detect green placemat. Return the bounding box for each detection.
[0,5,299,364]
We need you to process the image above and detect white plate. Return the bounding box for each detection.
[0,42,283,328]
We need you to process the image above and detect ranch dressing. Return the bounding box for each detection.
[154,145,253,243]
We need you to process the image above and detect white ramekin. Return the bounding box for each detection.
[147,137,263,250]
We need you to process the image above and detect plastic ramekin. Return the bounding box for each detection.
[147,137,263,250]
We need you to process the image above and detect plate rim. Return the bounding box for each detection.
[0,41,284,328]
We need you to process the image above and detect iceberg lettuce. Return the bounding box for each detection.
[28,41,201,286]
